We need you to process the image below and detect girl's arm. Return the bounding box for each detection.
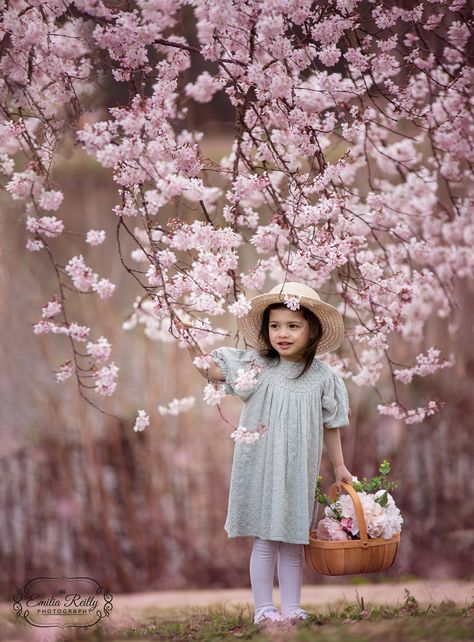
[323,427,353,490]
[176,319,225,381]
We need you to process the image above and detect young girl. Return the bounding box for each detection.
[179,281,353,626]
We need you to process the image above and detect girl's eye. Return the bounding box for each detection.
[270,324,298,328]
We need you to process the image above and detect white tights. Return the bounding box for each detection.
[249,537,303,619]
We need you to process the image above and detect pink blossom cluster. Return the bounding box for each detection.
[133,410,150,432]
[26,216,64,239]
[33,319,90,341]
[158,396,196,416]
[230,424,269,444]
[35,294,117,394]
[86,230,106,246]
[377,400,443,425]
[68,322,91,342]
[55,361,74,384]
[228,294,252,318]
[351,349,384,387]
[33,320,64,336]
[93,362,119,397]
[203,382,227,406]
[86,336,112,364]
[6,171,42,201]
[192,354,214,370]
[26,240,45,252]
[38,190,64,211]
[64,255,116,299]
[126,301,227,349]
[41,298,62,319]
[185,72,225,103]
[234,364,262,392]
[394,348,455,384]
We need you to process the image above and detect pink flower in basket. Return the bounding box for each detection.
[316,517,351,541]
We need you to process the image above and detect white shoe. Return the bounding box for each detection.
[282,607,311,621]
[254,606,283,624]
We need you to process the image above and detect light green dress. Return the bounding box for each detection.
[210,347,350,545]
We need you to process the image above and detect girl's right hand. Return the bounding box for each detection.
[334,464,354,491]
[173,320,224,381]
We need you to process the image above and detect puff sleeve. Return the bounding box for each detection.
[321,367,350,429]
[209,347,262,401]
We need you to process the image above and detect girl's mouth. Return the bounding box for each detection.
[278,343,292,348]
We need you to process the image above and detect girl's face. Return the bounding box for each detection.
[268,308,310,361]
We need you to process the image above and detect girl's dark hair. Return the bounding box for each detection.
[257,303,323,379]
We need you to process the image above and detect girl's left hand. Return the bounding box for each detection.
[334,464,354,491]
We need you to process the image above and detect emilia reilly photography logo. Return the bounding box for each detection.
[13,576,113,628]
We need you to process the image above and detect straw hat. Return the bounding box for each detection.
[236,282,345,354]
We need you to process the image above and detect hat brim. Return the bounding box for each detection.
[236,293,345,355]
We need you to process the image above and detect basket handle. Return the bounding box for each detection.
[328,481,369,545]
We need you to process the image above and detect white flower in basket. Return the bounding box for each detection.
[317,487,403,542]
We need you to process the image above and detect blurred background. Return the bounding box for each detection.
[0,3,473,600]
[1,139,473,599]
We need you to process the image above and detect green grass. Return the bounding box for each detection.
[5,590,474,642]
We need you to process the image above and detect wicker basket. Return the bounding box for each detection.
[304,481,401,576]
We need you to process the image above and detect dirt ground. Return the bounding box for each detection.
[2,579,472,624]
[3,580,471,616]
[108,579,473,615]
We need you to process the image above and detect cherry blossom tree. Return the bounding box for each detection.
[1,0,472,429]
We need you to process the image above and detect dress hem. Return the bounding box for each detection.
[225,529,309,545]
